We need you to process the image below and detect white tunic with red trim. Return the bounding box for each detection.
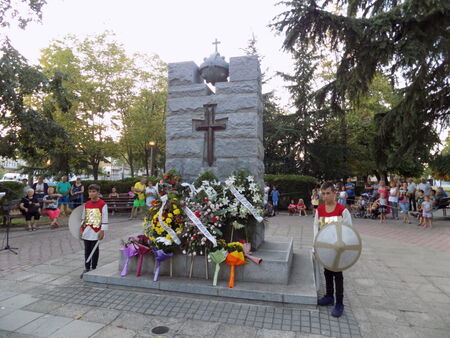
[313,203,352,244]
[81,199,109,241]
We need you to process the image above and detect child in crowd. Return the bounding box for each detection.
[264,201,275,217]
[108,187,120,215]
[399,182,410,224]
[80,184,108,278]
[416,190,424,226]
[378,193,387,224]
[42,187,62,228]
[297,198,307,216]
[314,182,352,318]
[338,185,347,207]
[288,200,297,216]
[311,189,320,213]
[421,196,433,228]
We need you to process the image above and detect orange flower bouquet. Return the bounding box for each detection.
[225,242,247,288]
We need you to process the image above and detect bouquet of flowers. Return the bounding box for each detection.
[219,171,264,243]
[143,193,183,253]
[120,236,152,277]
[158,169,183,194]
[179,197,224,256]
[225,241,247,288]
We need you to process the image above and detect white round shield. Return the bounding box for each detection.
[314,222,362,272]
[68,205,84,239]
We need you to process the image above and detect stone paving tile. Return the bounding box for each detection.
[48,303,93,319]
[0,294,37,310]
[0,309,43,331]
[22,300,63,314]
[91,324,136,338]
[82,308,121,324]
[48,319,104,338]
[16,314,73,337]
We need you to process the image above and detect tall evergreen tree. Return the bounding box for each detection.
[273,0,449,174]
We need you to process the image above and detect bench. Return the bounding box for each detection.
[102,194,135,214]
[2,199,49,227]
[437,197,450,216]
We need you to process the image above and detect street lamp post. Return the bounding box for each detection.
[149,141,156,177]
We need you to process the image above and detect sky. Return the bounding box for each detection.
[5,0,294,108]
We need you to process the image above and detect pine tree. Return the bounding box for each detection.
[273,0,450,173]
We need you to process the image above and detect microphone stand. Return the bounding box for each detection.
[0,187,19,254]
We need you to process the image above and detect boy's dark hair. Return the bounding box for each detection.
[320,181,336,192]
[88,184,101,192]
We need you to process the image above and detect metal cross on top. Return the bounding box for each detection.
[212,38,221,53]
[193,104,228,167]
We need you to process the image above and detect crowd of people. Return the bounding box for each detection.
[19,176,85,231]
[321,178,448,228]
[18,176,163,231]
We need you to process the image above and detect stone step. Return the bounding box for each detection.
[83,248,317,305]
[117,239,293,285]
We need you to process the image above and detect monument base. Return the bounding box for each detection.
[117,238,292,285]
[84,243,317,305]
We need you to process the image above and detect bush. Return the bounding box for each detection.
[0,181,25,201]
[264,174,317,209]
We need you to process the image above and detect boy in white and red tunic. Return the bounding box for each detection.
[313,182,352,318]
[80,184,108,278]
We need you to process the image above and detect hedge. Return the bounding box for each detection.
[264,174,317,209]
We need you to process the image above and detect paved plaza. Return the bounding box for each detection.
[0,212,449,337]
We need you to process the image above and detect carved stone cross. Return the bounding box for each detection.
[193,104,228,166]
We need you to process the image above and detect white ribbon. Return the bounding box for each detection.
[181,182,197,196]
[158,195,181,245]
[183,206,217,247]
[229,184,264,223]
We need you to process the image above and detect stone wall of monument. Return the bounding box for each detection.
[166,56,264,185]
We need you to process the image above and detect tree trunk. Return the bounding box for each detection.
[92,160,99,180]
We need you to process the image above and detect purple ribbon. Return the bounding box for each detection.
[153,249,173,282]
[120,245,138,277]
[135,243,151,277]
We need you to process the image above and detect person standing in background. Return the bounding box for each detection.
[56,176,72,216]
[407,178,417,212]
[70,178,85,209]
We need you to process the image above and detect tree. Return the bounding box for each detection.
[0,0,71,175]
[430,136,450,180]
[241,34,300,174]
[273,0,449,176]
[115,54,167,177]
[40,33,134,179]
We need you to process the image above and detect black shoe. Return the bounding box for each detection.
[331,303,344,317]
[317,295,334,306]
[80,269,90,279]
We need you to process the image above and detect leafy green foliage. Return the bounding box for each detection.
[273,0,449,177]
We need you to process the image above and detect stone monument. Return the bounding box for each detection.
[165,41,264,187]
[84,43,316,305]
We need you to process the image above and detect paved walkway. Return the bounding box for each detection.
[0,212,448,337]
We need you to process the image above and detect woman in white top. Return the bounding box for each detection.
[145,182,158,208]
[388,181,399,219]
[338,185,347,207]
